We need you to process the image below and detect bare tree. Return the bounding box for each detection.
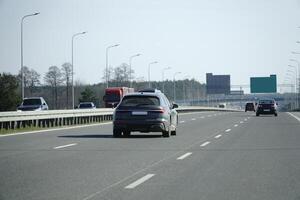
[102,66,114,84]
[112,63,133,86]
[61,62,72,109]
[44,66,63,109]
[18,66,41,96]
[28,69,41,95]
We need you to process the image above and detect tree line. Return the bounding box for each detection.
[0,63,206,111]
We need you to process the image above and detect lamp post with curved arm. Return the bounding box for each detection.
[21,12,40,99]
[71,31,87,109]
[162,67,171,93]
[129,53,141,88]
[106,44,120,88]
[173,72,181,102]
[148,61,158,88]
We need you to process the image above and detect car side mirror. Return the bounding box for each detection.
[276,103,278,106]
[172,103,179,109]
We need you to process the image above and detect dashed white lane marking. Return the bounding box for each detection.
[214,134,222,139]
[225,129,231,133]
[200,116,205,119]
[244,119,247,121]
[207,115,212,117]
[177,152,193,160]
[200,141,211,147]
[54,143,77,149]
[125,174,155,189]
[240,121,244,124]
[234,124,238,127]
[179,121,185,123]
[191,118,196,121]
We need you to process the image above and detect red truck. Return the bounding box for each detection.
[103,87,134,108]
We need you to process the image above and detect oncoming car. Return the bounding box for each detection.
[17,97,49,111]
[76,102,96,109]
[113,89,178,138]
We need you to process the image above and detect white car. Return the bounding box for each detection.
[17,97,49,111]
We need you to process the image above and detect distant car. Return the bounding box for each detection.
[113,89,178,138]
[77,102,96,109]
[245,102,255,112]
[256,99,278,116]
[17,97,48,111]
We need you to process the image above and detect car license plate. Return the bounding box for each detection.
[264,109,270,111]
[132,111,148,115]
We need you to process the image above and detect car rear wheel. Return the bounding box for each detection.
[256,113,259,116]
[171,128,176,136]
[123,131,131,137]
[113,129,122,137]
[274,113,278,117]
[162,126,170,137]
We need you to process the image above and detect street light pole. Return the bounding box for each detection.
[148,61,158,88]
[129,53,141,88]
[173,72,181,102]
[183,75,190,105]
[21,12,40,99]
[162,67,171,93]
[289,58,300,108]
[71,31,86,109]
[106,44,120,88]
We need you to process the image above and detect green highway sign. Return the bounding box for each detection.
[250,75,277,93]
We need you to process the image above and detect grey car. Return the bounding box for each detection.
[113,89,178,138]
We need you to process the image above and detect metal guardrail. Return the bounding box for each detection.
[0,107,241,130]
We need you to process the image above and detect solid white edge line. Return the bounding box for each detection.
[0,122,112,138]
[200,141,210,147]
[177,152,193,160]
[214,134,222,139]
[287,112,300,122]
[125,174,155,189]
[54,143,77,149]
[225,129,231,132]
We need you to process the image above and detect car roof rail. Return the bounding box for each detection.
[138,88,162,93]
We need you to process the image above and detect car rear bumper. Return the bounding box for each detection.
[256,108,277,114]
[113,119,168,132]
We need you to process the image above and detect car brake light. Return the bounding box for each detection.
[151,107,165,113]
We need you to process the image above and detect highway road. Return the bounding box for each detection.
[0,111,299,200]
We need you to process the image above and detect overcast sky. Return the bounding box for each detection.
[1,0,300,89]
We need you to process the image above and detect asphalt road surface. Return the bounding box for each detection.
[0,111,299,200]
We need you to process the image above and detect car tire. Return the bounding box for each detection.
[162,126,170,137]
[171,129,176,136]
[113,129,122,138]
[256,113,259,116]
[274,113,278,117]
[123,131,131,137]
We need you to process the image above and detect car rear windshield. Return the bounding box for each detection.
[23,99,42,105]
[120,96,160,107]
[79,103,93,108]
[259,100,274,104]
